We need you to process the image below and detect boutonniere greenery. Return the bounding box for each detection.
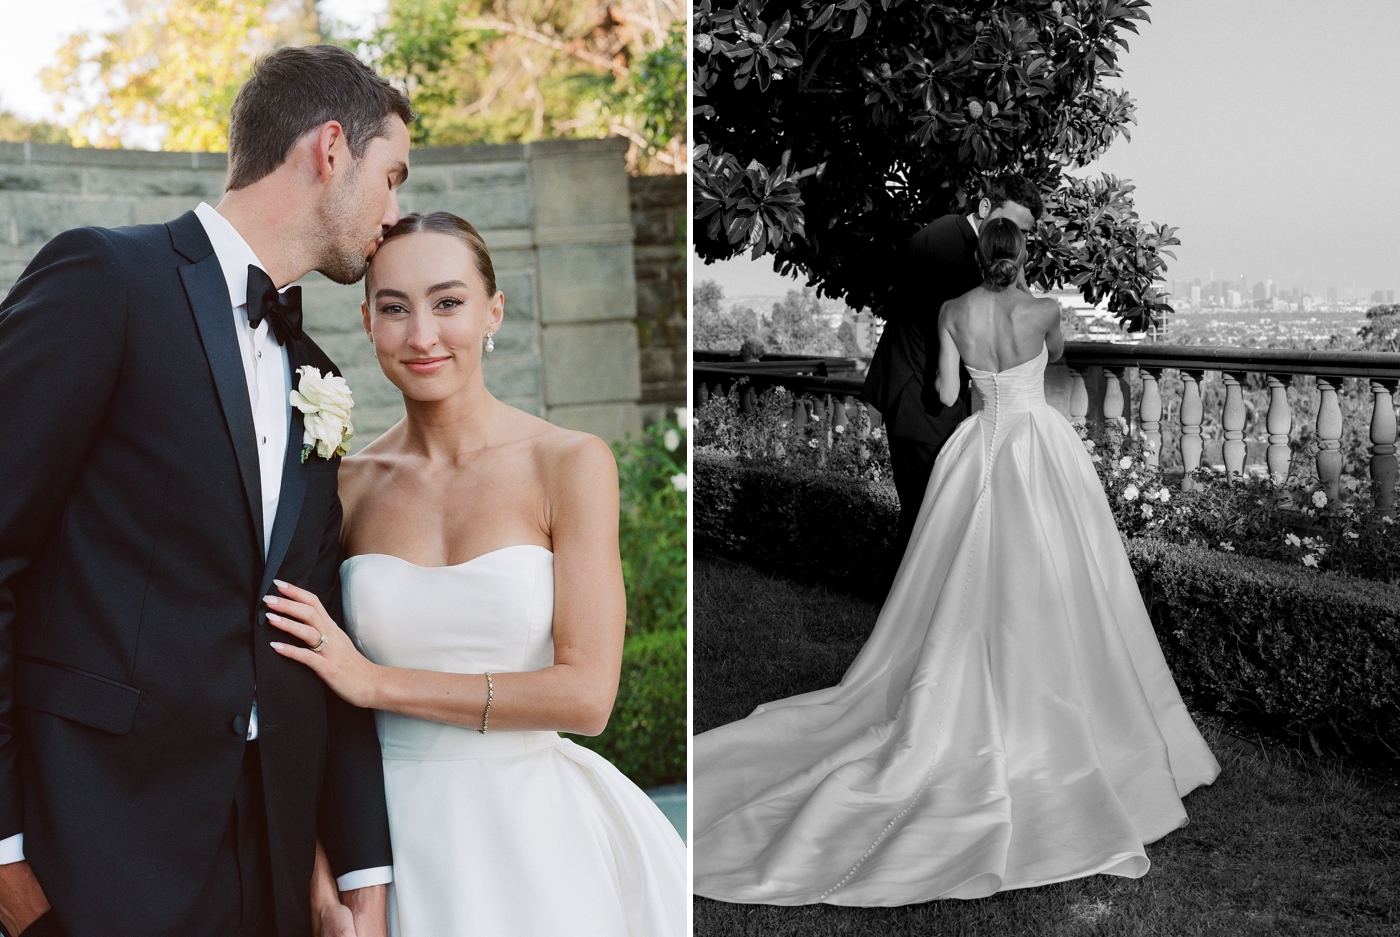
[290,366,354,462]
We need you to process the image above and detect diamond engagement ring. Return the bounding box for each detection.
[311,633,328,652]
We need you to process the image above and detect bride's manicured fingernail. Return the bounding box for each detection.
[265,596,278,605]
[266,612,281,622]
[274,579,288,589]
[270,642,284,649]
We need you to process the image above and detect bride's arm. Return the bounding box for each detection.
[934,304,963,407]
[266,436,626,737]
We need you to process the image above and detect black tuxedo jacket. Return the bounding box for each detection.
[0,212,392,936]
[860,213,979,443]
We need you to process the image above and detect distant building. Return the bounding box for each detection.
[1190,285,1202,304]
[1228,290,1242,308]
[1389,290,1396,303]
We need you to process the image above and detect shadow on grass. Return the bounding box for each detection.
[693,556,1400,937]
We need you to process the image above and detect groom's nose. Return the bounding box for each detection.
[382,190,402,233]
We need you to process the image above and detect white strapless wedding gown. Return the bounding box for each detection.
[694,345,1221,906]
[342,545,687,936]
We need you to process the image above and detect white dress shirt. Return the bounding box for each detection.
[0,204,392,892]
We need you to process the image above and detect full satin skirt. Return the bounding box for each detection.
[384,727,688,936]
[693,392,1220,906]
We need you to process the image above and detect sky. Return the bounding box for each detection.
[698,0,1400,301]
[0,0,389,123]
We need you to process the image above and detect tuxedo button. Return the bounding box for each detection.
[231,714,248,737]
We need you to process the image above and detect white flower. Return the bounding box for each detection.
[871,427,884,439]
[1141,504,1154,518]
[1302,554,1319,567]
[1219,541,1234,552]
[1119,456,1133,470]
[1091,454,1102,463]
[808,438,818,449]
[1344,530,1360,540]
[290,366,354,461]
[1285,532,1302,548]
[1158,488,1171,503]
[1122,485,1139,502]
[674,407,691,430]
[1312,490,1327,508]
[663,429,680,452]
[834,424,846,434]
[694,33,713,53]
[1384,516,1395,526]
[669,472,689,492]
[1083,438,1096,450]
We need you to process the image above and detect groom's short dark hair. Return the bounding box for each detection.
[226,45,414,191]
[986,174,1044,221]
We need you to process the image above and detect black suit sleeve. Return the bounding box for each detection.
[312,492,394,880]
[0,229,128,839]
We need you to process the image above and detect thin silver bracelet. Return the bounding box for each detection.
[479,672,494,734]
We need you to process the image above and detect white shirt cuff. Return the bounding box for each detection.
[336,865,393,892]
[0,833,24,865]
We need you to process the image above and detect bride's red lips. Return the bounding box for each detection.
[405,357,450,374]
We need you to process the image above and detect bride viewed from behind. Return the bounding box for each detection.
[261,211,686,936]
[694,217,1220,907]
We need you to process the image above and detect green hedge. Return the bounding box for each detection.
[567,628,686,788]
[695,452,1400,760]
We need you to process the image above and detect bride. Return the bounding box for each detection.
[261,211,687,936]
[693,217,1221,906]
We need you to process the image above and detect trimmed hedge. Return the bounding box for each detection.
[566,627,686,788]
[695,451,1400,760]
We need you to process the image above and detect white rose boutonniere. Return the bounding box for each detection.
[290,366,354,462]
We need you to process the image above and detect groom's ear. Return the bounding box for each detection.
[976,197,991,219]
[311,121,349,184]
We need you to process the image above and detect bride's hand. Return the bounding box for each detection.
[266,580,380,709]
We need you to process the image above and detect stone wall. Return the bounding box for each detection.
[0,138,681,445]
[628,173,687,426]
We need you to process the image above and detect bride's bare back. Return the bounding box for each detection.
[933,284,1064,405]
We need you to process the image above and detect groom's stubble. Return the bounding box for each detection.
[313,156,378,286]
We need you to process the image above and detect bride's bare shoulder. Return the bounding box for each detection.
[510,414,617,504]
[339,424,408,501]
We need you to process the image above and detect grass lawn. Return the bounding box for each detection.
[693,556,1400,936]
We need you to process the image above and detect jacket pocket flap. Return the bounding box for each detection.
[15,658,141,735]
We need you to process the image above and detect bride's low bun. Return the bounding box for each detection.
[986,257,1019,288]
[977,216,1026,291]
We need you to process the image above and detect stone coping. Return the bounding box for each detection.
[0,136,631,168]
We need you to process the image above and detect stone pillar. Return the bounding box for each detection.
[530,138,642,442]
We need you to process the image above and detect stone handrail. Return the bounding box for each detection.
[694,341,1400,514]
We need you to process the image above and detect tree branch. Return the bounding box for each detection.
[459,18,627,79]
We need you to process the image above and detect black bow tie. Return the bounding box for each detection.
[245,265,303,345]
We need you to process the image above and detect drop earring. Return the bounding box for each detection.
[484,332,495,353]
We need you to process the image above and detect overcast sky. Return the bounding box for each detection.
[698,0,1400,299]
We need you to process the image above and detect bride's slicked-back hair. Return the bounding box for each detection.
[226,45,413,191]
[369,212,498,297]
[978,217,1025,290]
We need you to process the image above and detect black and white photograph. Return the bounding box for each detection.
[691,1,1400,934]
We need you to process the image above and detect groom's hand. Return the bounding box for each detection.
[0,861,51,937]
[341,885,387,937]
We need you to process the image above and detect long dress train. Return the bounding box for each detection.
[693,345,1220,906]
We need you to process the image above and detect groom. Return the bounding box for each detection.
[0,46,411,937]
[862,175,1043,557]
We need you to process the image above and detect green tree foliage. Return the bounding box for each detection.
[1358,304,1400,353]
[693,0,1178,329]
[0,109,68,145]
[355,0,685,172]
[42,0,317,150]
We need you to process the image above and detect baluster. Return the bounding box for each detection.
[1102,367,1126,431]
[1221,371,1247,478]
[1067,367,1089,426]
[1315,376,1344,504]
[741,384,758,414]
[851,398,871,439]
[1179,369,1205,490]
[809,394,826,425]
[1139,368,1163,467]
[1265,374,1292,484]
[831,394,849,434]
[1370,379,1398,516]
[792,397,809,429]
[696,382,709,406]
[868,405,884,431]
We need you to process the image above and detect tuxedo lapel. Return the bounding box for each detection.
[260,339,309,595]
[177,249,265,557]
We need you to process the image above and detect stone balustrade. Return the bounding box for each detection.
[694,341,1400,514]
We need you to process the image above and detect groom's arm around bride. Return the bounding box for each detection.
[0,45,412,937]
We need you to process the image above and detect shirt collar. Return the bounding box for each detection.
[194,201,271,312]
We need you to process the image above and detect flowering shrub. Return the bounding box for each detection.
[1078,420,1400,585]
[613,411,689,635]
[695,380,893,484]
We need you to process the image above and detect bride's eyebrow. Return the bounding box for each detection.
[426,280,467,294]
[374,288,410,301]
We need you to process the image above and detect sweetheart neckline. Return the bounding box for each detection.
[341,543,553,571]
